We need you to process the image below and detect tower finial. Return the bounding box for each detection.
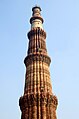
[32,5,41,12]
[30,6,44,29]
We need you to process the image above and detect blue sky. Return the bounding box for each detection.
[0,0,79,119]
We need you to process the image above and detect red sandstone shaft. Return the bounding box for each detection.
[19,6,58,119]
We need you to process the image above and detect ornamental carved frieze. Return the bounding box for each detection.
[47,94,58,109]
[19,93,58,111]
[24,54,51,67]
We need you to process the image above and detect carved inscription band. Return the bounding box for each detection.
[24,54,51,67]
[19,93,58,111]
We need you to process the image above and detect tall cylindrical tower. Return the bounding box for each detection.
[19,6,58,119]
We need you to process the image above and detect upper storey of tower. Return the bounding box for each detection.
[30,6,44,29]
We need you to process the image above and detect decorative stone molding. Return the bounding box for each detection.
[24,54,51,67]
[30,16,44,24]
[19,93,58,111]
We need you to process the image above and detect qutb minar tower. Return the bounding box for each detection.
[19,6,58,119]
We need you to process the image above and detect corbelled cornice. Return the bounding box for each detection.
[24,54,51,67]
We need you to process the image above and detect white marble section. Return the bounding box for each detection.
[31,19,43,29]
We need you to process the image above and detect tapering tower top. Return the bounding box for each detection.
[30,6,44,29]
